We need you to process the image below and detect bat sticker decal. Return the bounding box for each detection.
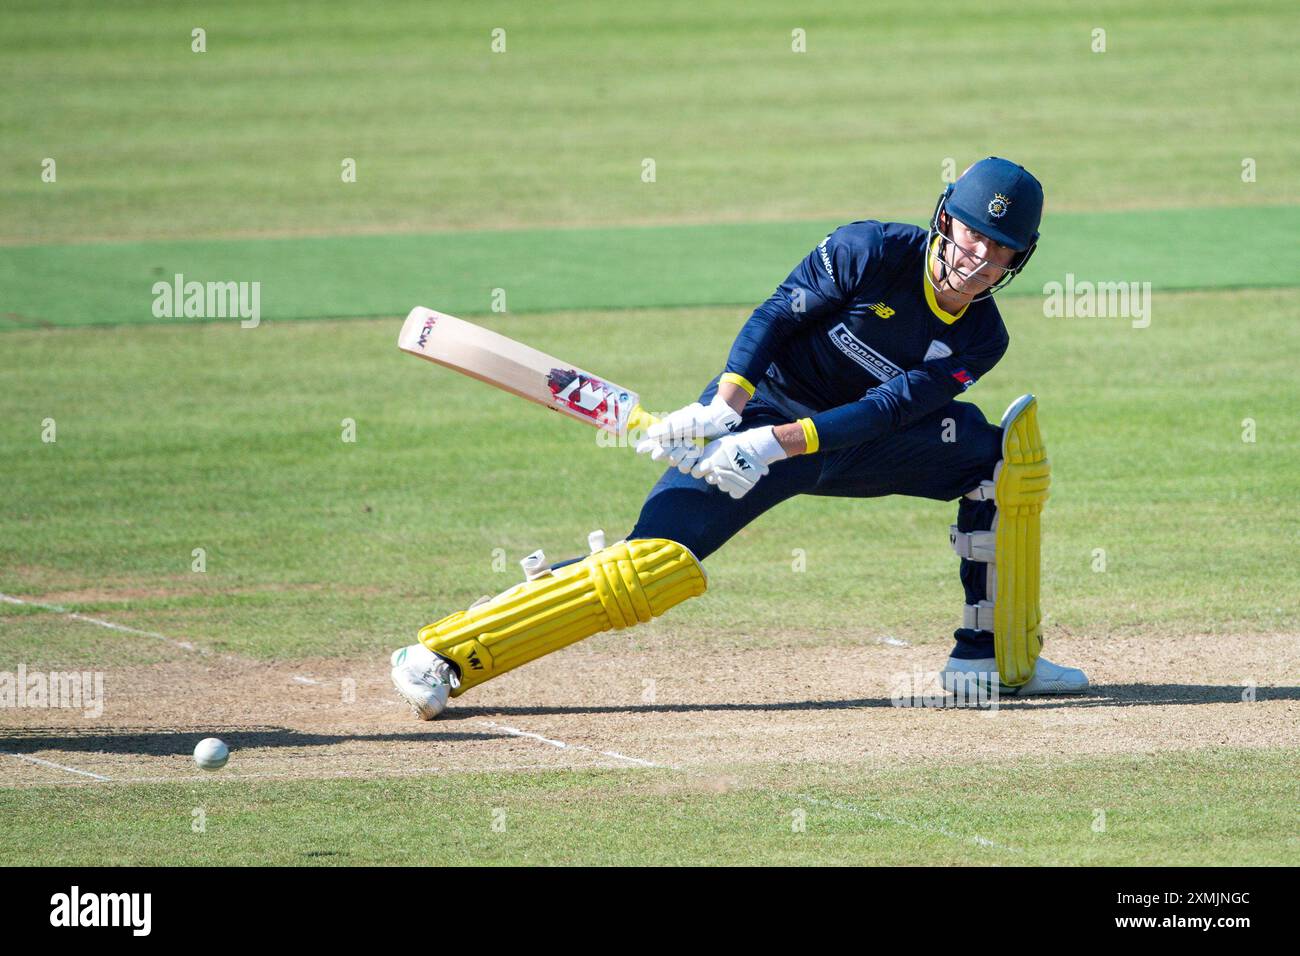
[547,369,629,429]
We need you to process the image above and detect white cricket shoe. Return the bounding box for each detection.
[941,654,1089,697]
[390,644,458,719]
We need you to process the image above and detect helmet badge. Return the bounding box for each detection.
[987,193,1011,219]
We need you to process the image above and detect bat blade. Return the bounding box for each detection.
[398,307,644,435]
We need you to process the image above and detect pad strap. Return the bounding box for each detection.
[949,525,996,562]
[963,601,995,631]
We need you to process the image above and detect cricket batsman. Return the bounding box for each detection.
[391,157,1088,719]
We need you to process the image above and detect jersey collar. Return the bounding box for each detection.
[924,236,970,325]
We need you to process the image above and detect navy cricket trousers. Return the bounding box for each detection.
[557,376,1003,652]
[629,376,1001,560]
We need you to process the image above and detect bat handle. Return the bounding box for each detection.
[627,404,705,448]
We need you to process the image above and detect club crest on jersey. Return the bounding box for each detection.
[868,302,895,319]
[987,193,1011,219]
[923,339,953,361]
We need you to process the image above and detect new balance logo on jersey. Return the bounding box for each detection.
[868,301,895,319]
[827,323,903,382]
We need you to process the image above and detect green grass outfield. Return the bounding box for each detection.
[1,206,1297,329]
[2,0,1298,866]
[3,750,1295,866]
[2,0,1296,245]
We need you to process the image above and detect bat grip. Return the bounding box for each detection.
[628,404,705,448]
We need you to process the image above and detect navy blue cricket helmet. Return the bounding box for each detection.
[927,157,1043,300]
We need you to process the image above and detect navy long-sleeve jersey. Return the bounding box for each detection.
[721,220,1009,453]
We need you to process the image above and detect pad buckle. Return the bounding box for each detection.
[963,601,995,631]
[949,525,996,562]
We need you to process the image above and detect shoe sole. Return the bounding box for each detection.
[391,675,446,720]
[1002,682,1090,696]
[396,690,436,720]
[941,673,1089,697]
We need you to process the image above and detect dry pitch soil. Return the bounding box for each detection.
[2,628,1297,787]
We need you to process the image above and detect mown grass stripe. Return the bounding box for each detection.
[1,207,1294,331]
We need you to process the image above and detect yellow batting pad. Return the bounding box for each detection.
[992,395,1052,686]
[419,538,707,696]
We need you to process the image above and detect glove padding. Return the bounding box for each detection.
[636,438,703,473]
[691,426,788,499]
[635,393,741,473]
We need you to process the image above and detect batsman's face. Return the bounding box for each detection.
[940,215,1017,294]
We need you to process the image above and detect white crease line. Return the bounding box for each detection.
[877,636,911,647]
[479,721,567,749]
[477,719,674,769]
[795,793,1022,854]
[1,751,111,782]
[1,593,203,653]
[292,676,324,686]
[596,749,663,768]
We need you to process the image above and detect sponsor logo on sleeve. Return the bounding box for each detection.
[817,236,835,280]
[952,368,975,389]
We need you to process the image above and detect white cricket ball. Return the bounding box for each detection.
[193,737,229,771]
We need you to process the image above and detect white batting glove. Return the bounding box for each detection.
[690,426,788,499]
[634,436,705,473]
[636,393,741,473]
[648,394,742,444]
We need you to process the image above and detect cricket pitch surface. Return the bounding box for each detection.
[3,631,1295,787]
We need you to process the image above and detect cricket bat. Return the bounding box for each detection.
[398,306,674,440]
